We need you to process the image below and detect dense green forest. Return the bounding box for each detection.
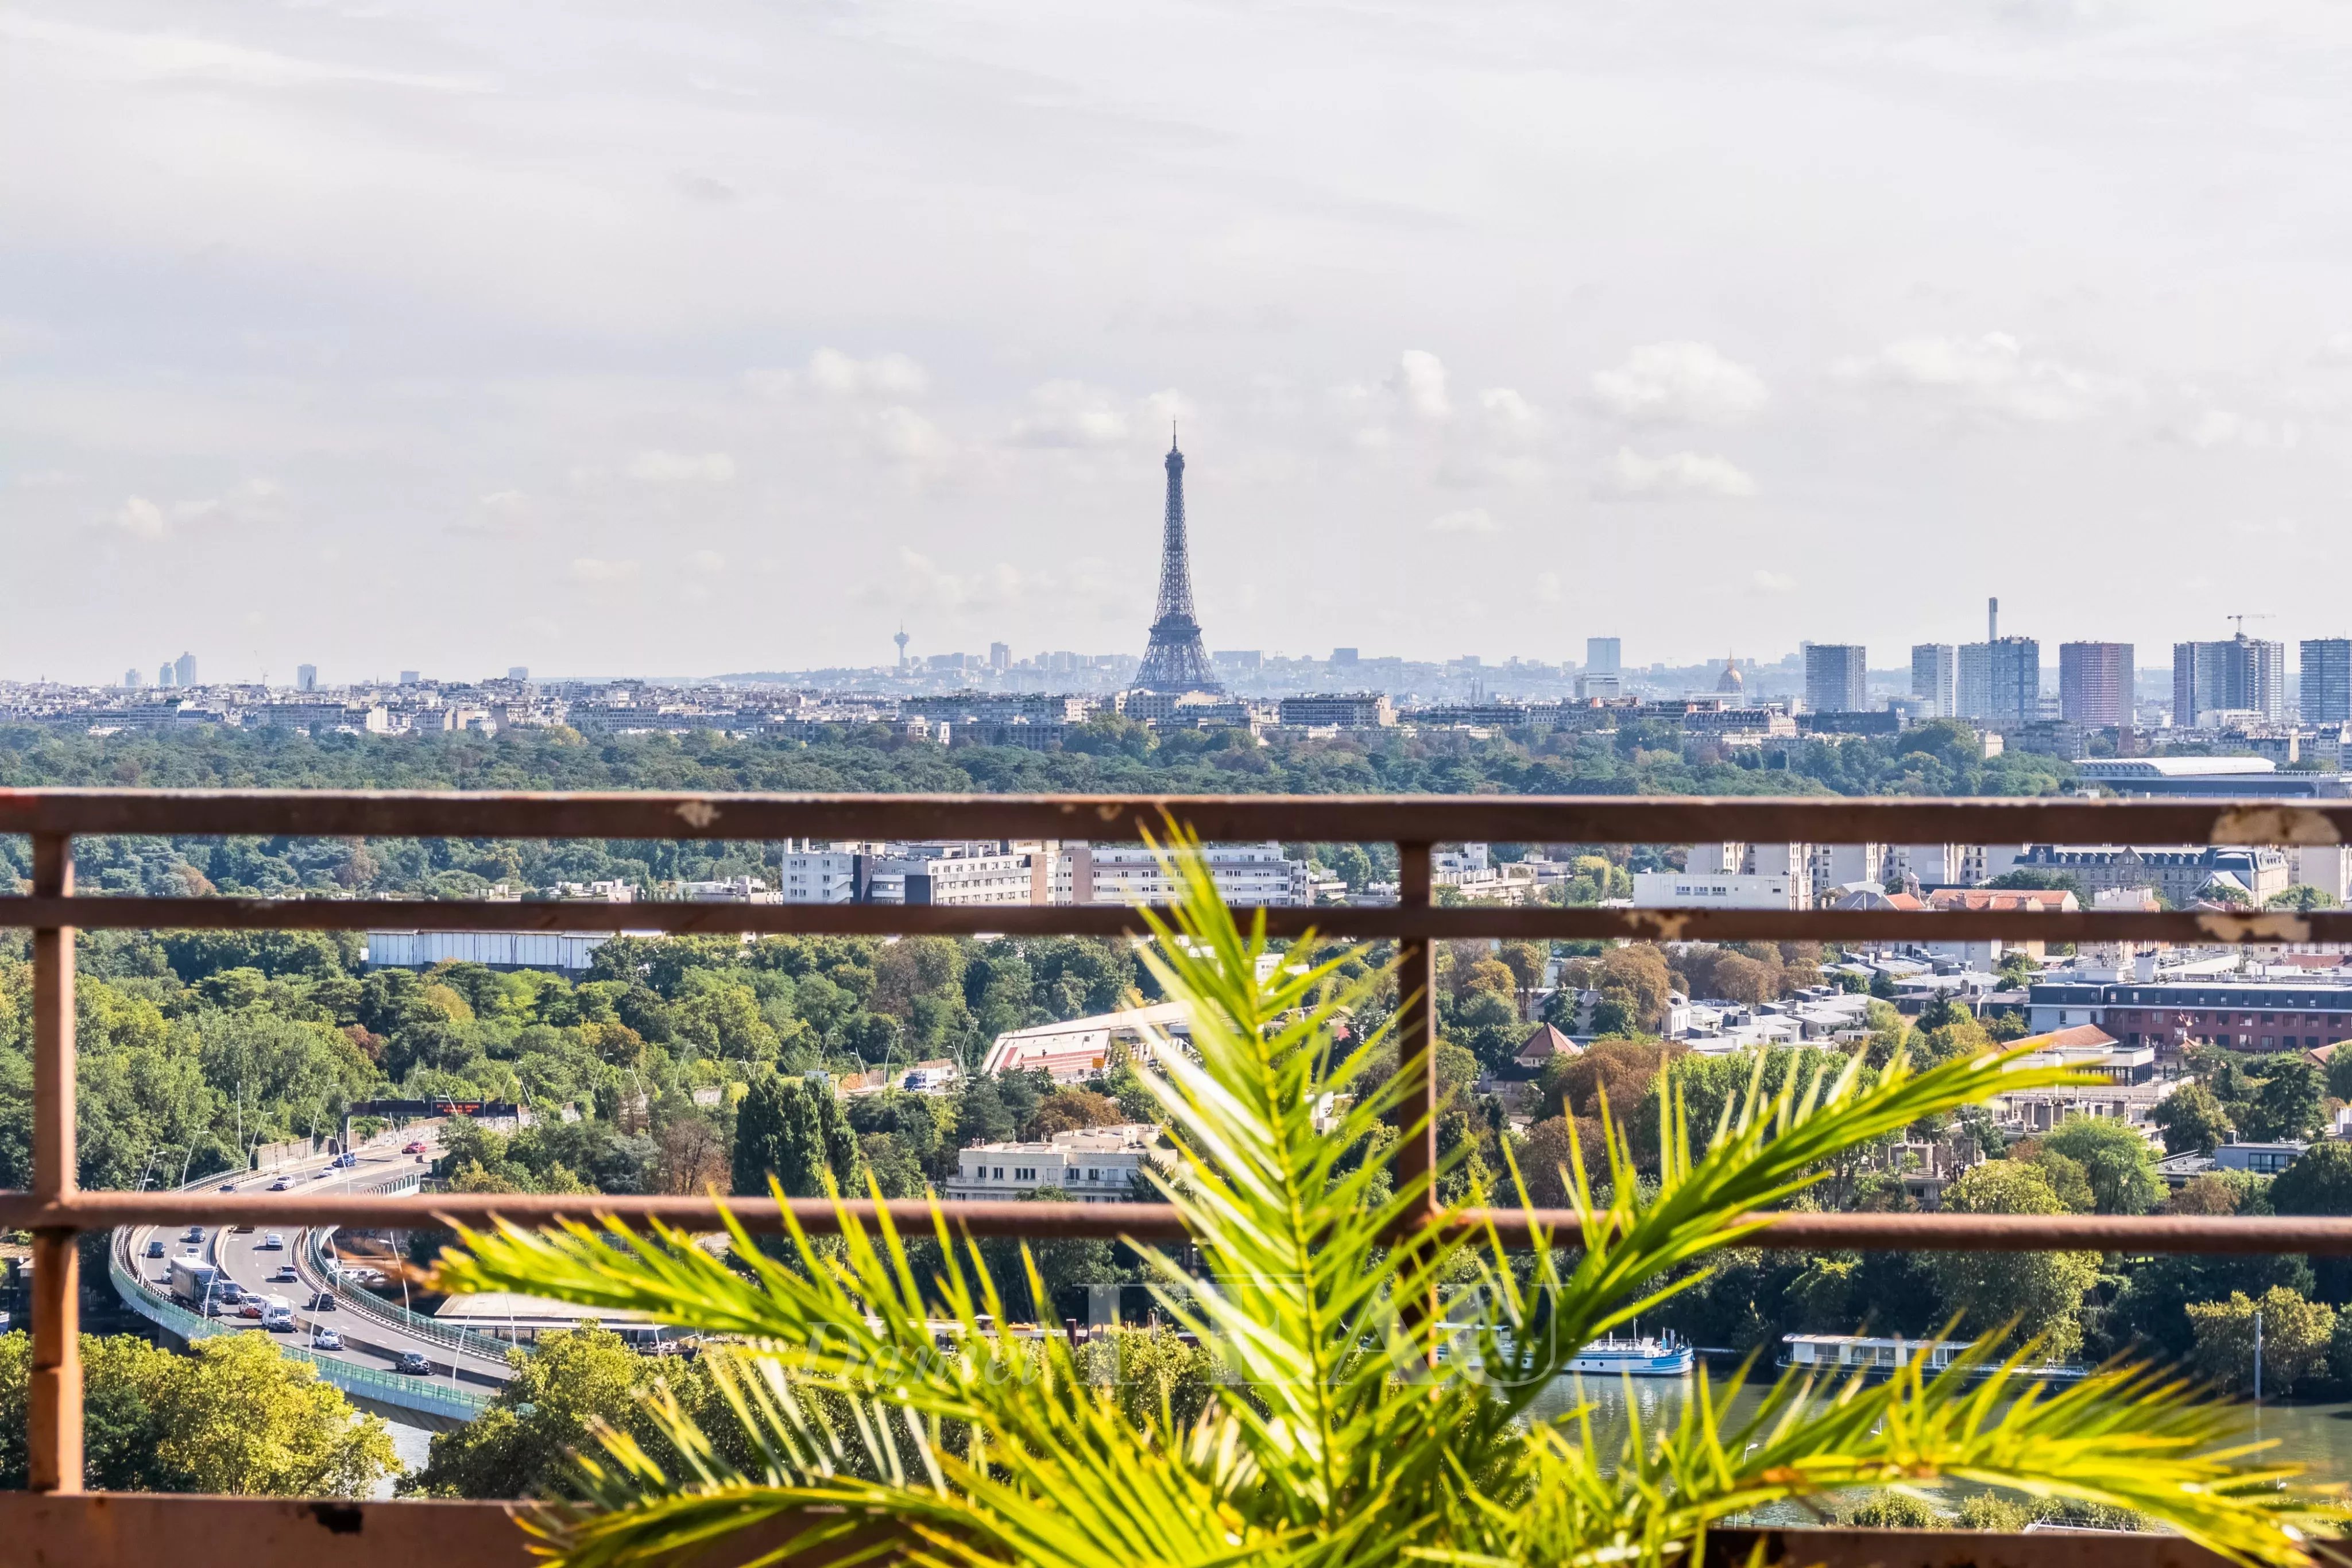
[0,717,2071,897]
[0,926,1160,1195]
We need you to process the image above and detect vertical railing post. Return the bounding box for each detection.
[30,831,80,1494]
[1393,841,1438,1356]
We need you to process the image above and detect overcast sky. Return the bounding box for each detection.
[7,1,2352,684]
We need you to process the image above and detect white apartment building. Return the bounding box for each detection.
[1634,841,1809,911]
[945,1124,1165,1203]
[1886,843,1986,889]
[777,839,864,904]
[775,838,1312,908]
[1071,841,1313,907]
[1808,842,1885,896]
[872,843,1040,906]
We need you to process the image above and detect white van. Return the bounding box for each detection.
[260,1295,295,1331]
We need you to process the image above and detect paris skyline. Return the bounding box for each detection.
[10,2,2352,682]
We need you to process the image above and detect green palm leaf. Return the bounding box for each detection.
[427,823,2347,1568]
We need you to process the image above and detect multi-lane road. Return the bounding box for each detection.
[119,1128,519,1403]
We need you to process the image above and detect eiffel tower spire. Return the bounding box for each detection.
[1134,429,1221,693]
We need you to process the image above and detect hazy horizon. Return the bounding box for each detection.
[9,2,2352,683]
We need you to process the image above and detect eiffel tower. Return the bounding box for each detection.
[1133,432,1223,693]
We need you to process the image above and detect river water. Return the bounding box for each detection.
[1519,1372,2352,1490]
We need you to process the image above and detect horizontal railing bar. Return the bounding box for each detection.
[0,895,2345,944]
[0,787,2343,845]
[48,1193,2352,1253]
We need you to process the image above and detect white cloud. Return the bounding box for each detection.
[625,450,735,483]
[1478,387,1542,441]
[2316,332,2352,366]
[865,405,953,467]
[886,547,1027,610]
[1835,332,2137,423]
[807,348,930,400]
[1008,380,1130,448]
[687,548,726,572]
[571,557,640,583]
[1603,448,1757,500]
[1592,343,1769,424]
[1394,350,1451,420]
[2181,409,2300,450]
[1534,570,1562,604]
[111,495,164,539]
[1429,506,1500,533]
[1753,568,1798,593]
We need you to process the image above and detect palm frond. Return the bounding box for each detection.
[425,826,2349,1568]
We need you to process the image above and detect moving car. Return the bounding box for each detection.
[182,1226,204,1242]
[394,1351,432,1376]
[309,1291,336,1311]
[311,1328,343,1351]
[268,1178,291,1191]
[218,1183,235,1192]
[401,1141,427,1155]
[215,1280,244,1304]
[144,1239,164,1259]
[238,1300,263,1319]
[332,1152,357,1168]
[273,1265,299,1282]
[260,1233,284,1250]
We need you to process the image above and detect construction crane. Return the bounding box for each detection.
[2226,613,2276,637]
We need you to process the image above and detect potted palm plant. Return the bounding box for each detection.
[428,834,2343,1567]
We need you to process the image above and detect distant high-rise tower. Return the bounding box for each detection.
[1133,433,1221,693]
[296,664,318,692]
[173,651,196,687]
[2175,634,2285,726]
[1804,643,1867,714]
[893,625,910,671]
[122,668,141,690]
[1911,644,1957,717]
[2303,638,2352,724]
[2059,642,2133,727]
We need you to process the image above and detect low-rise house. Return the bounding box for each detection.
[1513,1023,1579,1071]
[2214,1139,2307,1176]
[945,1124,1166,1203]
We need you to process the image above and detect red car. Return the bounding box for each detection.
[401,1141,427,1155]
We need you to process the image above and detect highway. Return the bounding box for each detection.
[119,1126,520,1400]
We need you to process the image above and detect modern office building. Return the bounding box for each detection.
[172,652,198,688]
[2058,642,2133,727]
[1910,644,1957,718]
[2303,638,2352,724]
[295,664,318,692]
[1585,637,1622,676]
[1956,637,2040,727]
[2174,636,2287,726]
[1803,644,1867,714]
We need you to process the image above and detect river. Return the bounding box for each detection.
[1517,1371,2352,1494]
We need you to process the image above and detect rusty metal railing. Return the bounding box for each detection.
[3,787,2346,1506]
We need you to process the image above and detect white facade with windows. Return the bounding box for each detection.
[945,1124,1164,1203]
[1077,842,1312,907]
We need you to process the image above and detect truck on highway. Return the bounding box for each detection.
[259,1295,293,1330]
[168,1255,216,1308]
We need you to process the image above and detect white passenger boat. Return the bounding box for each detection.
[1562,1329,1695,1377]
